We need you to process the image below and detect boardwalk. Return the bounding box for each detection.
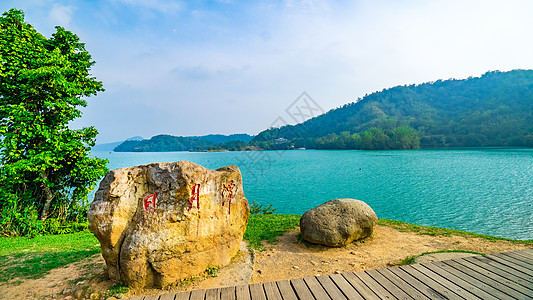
[131,248,533,299]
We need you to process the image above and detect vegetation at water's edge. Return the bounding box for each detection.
[113,134,255,152]
[112,70,533,152]
[377,219,533,244]
[252,70,533,150]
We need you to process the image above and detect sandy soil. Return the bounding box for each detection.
[1,225,531,299]
[252,225,532,284]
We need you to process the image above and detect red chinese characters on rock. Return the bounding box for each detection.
[143,193,157,212]
[188,184,200,211]
[221,180,236,214]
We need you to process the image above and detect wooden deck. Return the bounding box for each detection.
[131,248,533,299]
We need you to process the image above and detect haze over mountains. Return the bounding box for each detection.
[110,70,533,152]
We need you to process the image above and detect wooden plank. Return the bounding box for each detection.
[249,283,266,300]
[304,276,331,299]
[205,288,220,300]
[263,282,282,300]
[128,296,145,300]
[442,260,530,299]
[398,265,464,299]
[467,255,533,283]
[424,262,501,300]
[290,278,314,300]
[520,249,533,256]
[175,291,192,300]
[189,289,206,300]
[485,254,533,277]
[462,256,533,288]
[511,249,533,258]
[329,273,364,300]
[315,275,347,300]
[220,287,236,300]
[387,266,448,299]
[511,250,533,260]
[275,280,298,300]
[449,259,533,298]
[342,272,380,299]
[160,293,177,300]
[365,269,413,299]
[409,264,479,300]
[352,271,396,299]
[144,295,160,300]
[376,268,430,299]
[235,285,251,300]
[499,252,533,270]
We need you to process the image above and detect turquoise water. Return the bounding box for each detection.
[92,149,533,240]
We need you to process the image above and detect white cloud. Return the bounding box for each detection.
[8,0,533,142]
[47,3,75,28]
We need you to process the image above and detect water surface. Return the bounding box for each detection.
[92,148,533,240]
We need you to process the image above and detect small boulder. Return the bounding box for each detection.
[88,161,249,289]
[300,198,377,247]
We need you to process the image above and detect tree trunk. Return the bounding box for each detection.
[40,170,55,221]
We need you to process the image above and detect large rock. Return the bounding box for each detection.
[88,161,249,289]
[300,198,377,247]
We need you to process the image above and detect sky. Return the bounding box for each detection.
[2,0,533,143]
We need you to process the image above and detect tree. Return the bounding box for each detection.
[0,9,108,235]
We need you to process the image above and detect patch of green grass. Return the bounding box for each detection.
[205,266,219,277]
[377,219,533,244]
[397,250,485,266]
[106,283,130,298]
[0,231,101,282]
[244,214,300,250]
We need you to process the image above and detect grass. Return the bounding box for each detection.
[396,250,486,266]
[244,214,301,250]
[377,219,533,244]
[0,214,530,284]
[0,231,100,282]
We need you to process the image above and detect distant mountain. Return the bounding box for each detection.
[252,70,533,149]
[93,136,145,151]
[113,134,254,152]
[190,134,254,144]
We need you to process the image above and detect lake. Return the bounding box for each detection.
[91,148,533,240]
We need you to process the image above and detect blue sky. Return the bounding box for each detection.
[2,0,533,143]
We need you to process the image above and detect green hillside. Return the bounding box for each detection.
[252,70,533,150]
[113,134,254,152]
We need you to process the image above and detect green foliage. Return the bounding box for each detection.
[106,284,130,298]
[40,219,89,235]
[252,70,533,149]
[244,214,300,250]
[315,127,420,150]
[0,231,100,282]
[0,9,108,236]
[249,200,277,215]
[205,267,219,277]
[191,133,254,144]
[114,134,254,152]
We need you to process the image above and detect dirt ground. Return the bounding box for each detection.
[1,224,531,300]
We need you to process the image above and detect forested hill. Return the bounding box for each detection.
[113,134,254,152]
[252,70,533,149]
